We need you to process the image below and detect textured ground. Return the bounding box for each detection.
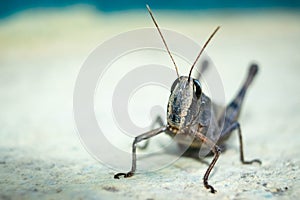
[0,6,300,200]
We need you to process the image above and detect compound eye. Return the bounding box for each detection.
[193,79,202,99]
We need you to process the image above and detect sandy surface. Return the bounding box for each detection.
[0,5,300,200]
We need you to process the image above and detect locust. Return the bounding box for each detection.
[114,5,261,193]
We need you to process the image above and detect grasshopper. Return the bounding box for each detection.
[114,5,261,193]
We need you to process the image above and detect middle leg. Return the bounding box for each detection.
[220,121,261,164]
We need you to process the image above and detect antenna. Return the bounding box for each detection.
[146,4,180,78]
[188,26,220,80]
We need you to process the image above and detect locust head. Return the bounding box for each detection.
[167,76,202,130]
[146,5,219,131]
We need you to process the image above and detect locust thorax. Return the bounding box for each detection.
[167,76,202,131]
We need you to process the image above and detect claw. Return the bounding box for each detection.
[242,159,262,165]
[114,172,134,179]
[253,159,262,165]
[206,184,217,193]
[210,187,217,194]
[204,180,217,194]
[114,173,126,179]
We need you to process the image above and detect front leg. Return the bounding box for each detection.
[137,115,164,150]
[114,126,167,179]
[194,129,221,193]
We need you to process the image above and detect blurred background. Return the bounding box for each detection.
[1,0,300,17]
[0,1,300,199]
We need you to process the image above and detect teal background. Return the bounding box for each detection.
[1,0,299,17]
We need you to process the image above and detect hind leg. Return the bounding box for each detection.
[195,59,209,80]
[218,64,259,126]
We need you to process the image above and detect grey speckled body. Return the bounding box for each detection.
[114,5,261,194]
